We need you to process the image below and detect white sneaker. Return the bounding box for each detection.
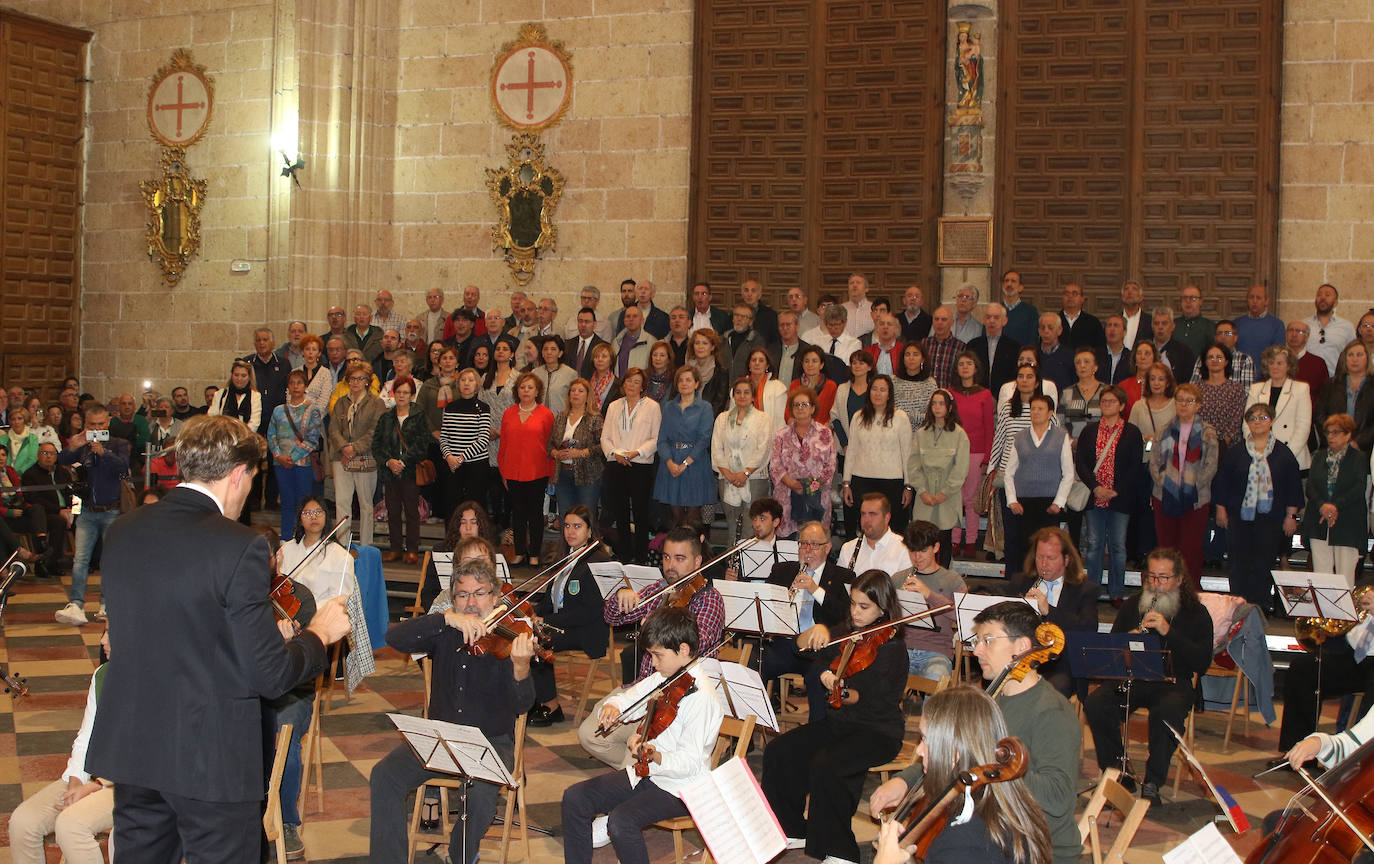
[94,604,107,621]
[591,814,611,848]
[55,601,86,625]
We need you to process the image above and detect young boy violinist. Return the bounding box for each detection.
[761,568,910,864]
[561,606,724,864]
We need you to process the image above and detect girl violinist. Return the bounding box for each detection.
[873,686,1051,864]
[280,495,357,604]
[762,568,910,864]
[562,606,723,864]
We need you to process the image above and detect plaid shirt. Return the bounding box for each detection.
[923,334,966,388]
[604,577,725,679]
[1189,351,1256,390]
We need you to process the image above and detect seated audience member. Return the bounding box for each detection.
[9,628,115,864]
[1083,547,1212,805]
[22,441,74,576]
[870,600,1081,864]
[889,520,965,679]
[562,606,723,863]
[1006,527,1100,698]
[418,501,496,612]
[369,558,534,862]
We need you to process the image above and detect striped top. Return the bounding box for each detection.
[1315,706,1373,767]
[439,396,491,461]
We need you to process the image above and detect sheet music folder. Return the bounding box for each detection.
[1068,632,1172,683]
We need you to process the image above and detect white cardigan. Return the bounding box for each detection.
[1245,378,1311,469]
[711,405,773,481]
[842,408,913,485]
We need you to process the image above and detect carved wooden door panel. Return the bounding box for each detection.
[0,13,88,401]
[689,1,944,310]
[996,0,1280,319]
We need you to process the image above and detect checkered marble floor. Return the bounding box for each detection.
[0,570,1331,863]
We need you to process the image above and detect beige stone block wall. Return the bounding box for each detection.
[1278,0,1374,328]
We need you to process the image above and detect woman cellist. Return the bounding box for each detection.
[874,685,1052,864]
[761,569,909,864]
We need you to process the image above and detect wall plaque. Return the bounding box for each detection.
[490,24,573,132]
[938,217,993,266]
[147,49,214,148]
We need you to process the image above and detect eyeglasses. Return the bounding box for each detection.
[1326,427,1350,436]
[300,508,325,517]
[452,589,495,602]
[348,375,369,383]
[798,539,828,548]
[1215,329,1236,337]
[1247,412,1272,422]
[1320,328,1327,344]
[792,402,813,409]
[1145,573,1180,583]
[963,634,1015,648]
[1175,397,1197,405]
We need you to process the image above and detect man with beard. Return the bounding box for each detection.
[869,601,1083,864]
[1306,282,1356,375]
[1083,547,1212,805]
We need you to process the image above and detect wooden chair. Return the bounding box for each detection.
[1170,704,1197,797]
[420,655,432,719]
[775,673,809,730]
[717,642,753,667]
[263,723,294,864]
[868,674,950,782]
[297,671,330,816]
[404,550,433,617]
[650,714,758,864]
[1078,767,1150,864]
[407,715,531,864]
[555,625,621,725]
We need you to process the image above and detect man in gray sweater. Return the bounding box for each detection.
[888,520,965,679]
[868,601,1083,864]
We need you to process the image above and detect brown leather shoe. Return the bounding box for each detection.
[404,552,419,565]
[381,550,402,562]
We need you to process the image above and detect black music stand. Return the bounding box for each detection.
[1069,632,1173,784]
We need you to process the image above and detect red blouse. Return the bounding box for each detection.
[497,403,555,481]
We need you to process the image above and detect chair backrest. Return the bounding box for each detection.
[708,714,757,768]
[717,641,753,668]
[1077,768,1150,864]
[509,713,529,786]
[907,672,950,698]
[263,723,294,842]
[420,655,432,719]
[407,551,433,616]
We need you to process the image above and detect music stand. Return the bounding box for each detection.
[1069,632,1172,784]
[705,660,780,733]
[432,552,513,598]
[737,539,799,582]
[389,713,517,864]
[587,561,663,600]
[1165,722,1249,833]
[717,581,799,666]
[1273,569,1358,725]
[895,589,940,632]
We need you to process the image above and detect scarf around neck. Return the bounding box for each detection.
[1241,434,1276,521]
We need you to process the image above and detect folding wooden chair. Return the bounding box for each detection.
[555,625,620,725]
[868,674,949,782]
[651,714,758,864]
[404,550,432,617]
[1078,767,1150,864]
[263,724,294,864]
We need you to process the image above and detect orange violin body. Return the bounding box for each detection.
[634,672,697,778]
[828,625,898,709]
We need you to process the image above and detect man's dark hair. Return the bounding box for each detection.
[579,306,597,322]
[663,524,702,558]
[973,600,1042,643]
[871,296,890,313]
[903,520,941,553]
[861,491,890,516]
[171,386,188,398]
[748,497,783,521]
[621,278,636,290]
[818,293,839,306]
[638,606,699,655]
[453,307,476,323]
[1215,318,1236,330]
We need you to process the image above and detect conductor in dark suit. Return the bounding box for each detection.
[758,520,856,715]
[1006,526,1100,699]
[965,301,1021,394]
[85,414,352,864]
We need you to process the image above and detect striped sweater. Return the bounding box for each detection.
[439,396,491,461]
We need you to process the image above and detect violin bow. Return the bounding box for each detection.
[280,517,350,582]
[485,540,601,630]
[634,536,760,609]
[593,629,740,736]
[817,604,954,648]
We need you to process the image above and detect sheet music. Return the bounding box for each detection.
[716,581,800,636]
[737,540,799,581]
[588,561,662,599]
[895,588,938,631]
[1273,570,1358,620]
[1163,823,1243,864]
[680,756,787,864]
[952,592,1035,640]
[387,713,515,786]
[433,551,512,595]
[709,662,779,732]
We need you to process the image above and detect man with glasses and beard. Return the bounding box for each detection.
[1082,547,1212,805]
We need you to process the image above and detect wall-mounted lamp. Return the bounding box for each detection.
[279,151,305,186]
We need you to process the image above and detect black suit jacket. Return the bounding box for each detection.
[966,334,1021,394]
[767,561,856,629]
[1157,340,1195,386]
[751,301,781,347]
[570,334,610,379]
[1007,573,1102,635]
[86,486,329,802]
[899,310,932,344]
[536,546,611,658]
[1060,311,1107,357]
[1099,348,1134,385]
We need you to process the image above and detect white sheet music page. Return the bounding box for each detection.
[711,663,779,732]
[1162,822,1243,864]
[432,551,453,596]
[895,588,937,631]
[680,757,786,864]
[952,592,1035,640]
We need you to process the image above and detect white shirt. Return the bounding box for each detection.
[606,661,725,795]
[842,299,874,339]
[804,326,861,363]
[601,397,662,465]
[1306,313,1356,375]
[177,481,225,515]
[64,671,101,783]
[1123,309,1143,346]
[373,310,404,335]
[837,529,908,576]
[692,308,716,333]
[1003,425,1075,508]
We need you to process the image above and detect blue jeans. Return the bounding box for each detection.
[905,648,953,679]
[555,467,600,516]
[70,508,120,604]
[275,462,316,542]
[1083,507,1130,599]
[267,693,313,825]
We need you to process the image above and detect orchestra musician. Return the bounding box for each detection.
[577,525,724,768]
[722,497,784,581]
[1006,527,1100,698]
[758,519,856,720]
[1083,546,1212,805]
[889,520,965,679]
[368,558,535,863]
[836,492,910,576]
[873,686,1053,864]
[870,601,1083,864]
[562,606,723,863]
[84,414,351,863]
[527,505,610,726]
[761,569,910,864]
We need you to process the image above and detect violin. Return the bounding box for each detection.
[822,604,954,709]
[666,572,707,609]
[632,671,697,778]
[466,605,555,665]
[986,622,1065,697]
[272,517,348,630]
[888,737,1029,862]
[1247,738,1374,864]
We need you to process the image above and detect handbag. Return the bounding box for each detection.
[1068,423,1123,512]
[415,459,437,486]
[976,470,997,516]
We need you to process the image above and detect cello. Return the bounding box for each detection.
[1246,738,1374,864]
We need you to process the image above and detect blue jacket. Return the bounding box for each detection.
[1201,604,1276,724]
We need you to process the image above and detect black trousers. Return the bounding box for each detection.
[759,635,832,721]
[1278,638,1374,749]
[1008,495,1058,568]
[27,502,67,561]
[850,475,908,533]
[112,783,261,864]
[383,477,421,554]
[1227,514,1285,607]
[1084,679,1193,786]
[442,459,490,522]
[761,716,902,861]
[506,477,548,558]
[603,461,655,564]
[562,770,687,864]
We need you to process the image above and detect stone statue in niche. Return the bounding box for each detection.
[955,22,983,114]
